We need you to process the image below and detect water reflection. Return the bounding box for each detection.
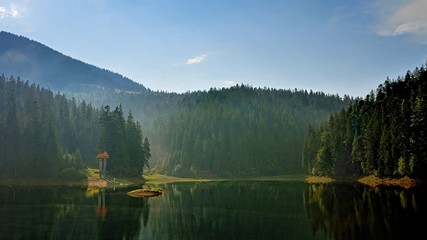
[95,188,107,219]
[304,182,427,240]
[0,185,150,239]
[0,181,426,239]
[91,186,149,239]
[140,181,321,240]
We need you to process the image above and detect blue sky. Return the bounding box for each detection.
[1,0,426,97]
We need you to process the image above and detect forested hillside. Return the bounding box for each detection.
[29,81,353,177]
[0,31,146,93]
[0,31,354,178]
[302,63,427,179]
[150,86,352,177]
[0,75,150,179]
[82,85,352,177]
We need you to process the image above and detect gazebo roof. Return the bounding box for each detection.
[96,151,110,159]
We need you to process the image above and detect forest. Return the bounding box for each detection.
[76,85,353,177]
[1,31,355,179]
[0,73,352,180]
[302,64,427,179]
[148,85,352,177]
[3,31,427,181]
[0,75,150,180]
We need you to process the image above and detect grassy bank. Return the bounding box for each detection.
[142,174,307,185]
[87,168,145,188]
[142,174,222,185]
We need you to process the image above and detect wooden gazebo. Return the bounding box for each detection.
[96,151,109,178]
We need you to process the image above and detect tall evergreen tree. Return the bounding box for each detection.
[302,62,427,179]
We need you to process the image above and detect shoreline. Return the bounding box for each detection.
[304,175,421,189]
[0,178,88,187]
[304,176,335,183]
[1,173,422,189]
[357,175,418,189]
[142,174,308,185]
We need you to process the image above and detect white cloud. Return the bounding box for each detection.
[222,80,235,87]
[0,5,20,19]
[10,8,19,17]
[0,7,6,18]
[186,54,207,65]
[374,0,427,41]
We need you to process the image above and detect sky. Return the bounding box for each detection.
[1,0,427,97]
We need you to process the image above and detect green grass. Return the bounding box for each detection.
[142,173,306,185]
[143,173,224,184]
[86,168,100,180]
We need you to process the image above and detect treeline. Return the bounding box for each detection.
[70,84,353,178]
[148,85,352,177]
[0,75,98,179]
[302,64,427,179]
[0,75,150,179]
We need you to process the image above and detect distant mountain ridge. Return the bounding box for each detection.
[0,31,355,178]
[0,31,146,93]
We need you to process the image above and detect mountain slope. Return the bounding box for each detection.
[0,31,146,93]
[0,31,354,177]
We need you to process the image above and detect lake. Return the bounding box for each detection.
[0,180,426,240]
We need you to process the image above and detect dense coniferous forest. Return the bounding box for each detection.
[302,64,427,179]
[0,75,150,179]
[72,85,352,177]
[98,105,151,177]
[141,86,352,177]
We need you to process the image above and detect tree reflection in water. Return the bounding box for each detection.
[304,182,427,240]
[93,187,149,239]
[139,181,318,240]
[0,186,150,239]
[95,188,107,220]
[1,181,426,239]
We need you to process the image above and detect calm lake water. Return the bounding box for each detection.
[0,180,426,240]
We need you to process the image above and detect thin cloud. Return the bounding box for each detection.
[10,8,19,17]
[186,54,207,65]
[374,0,427,41]
[0,7,7,18]
[0,6,20,19]
[222,80,235,87]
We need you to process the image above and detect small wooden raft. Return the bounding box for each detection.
[127,188,163,198]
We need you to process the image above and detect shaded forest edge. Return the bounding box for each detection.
[0,75,151,182]
[303,61,427,187]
